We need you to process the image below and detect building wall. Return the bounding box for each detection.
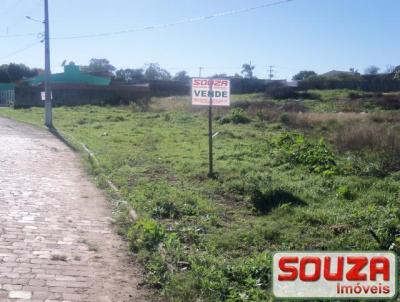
[14,85,149,108]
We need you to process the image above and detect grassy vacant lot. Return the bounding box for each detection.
[1,90,400,301]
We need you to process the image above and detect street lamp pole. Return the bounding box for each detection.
[44,0,52,127]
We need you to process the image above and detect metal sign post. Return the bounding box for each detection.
[191,78,230,178]
[208,80,214,177]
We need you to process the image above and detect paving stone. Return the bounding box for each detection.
[0,118,149,301]
[8,290,31,299]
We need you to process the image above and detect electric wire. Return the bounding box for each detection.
[0,39,41,60]
[52,0,293,40]
[0,0,293,39]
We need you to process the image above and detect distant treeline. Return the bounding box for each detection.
[299,75,400,92]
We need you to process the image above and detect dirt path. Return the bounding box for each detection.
[0,117,150,301]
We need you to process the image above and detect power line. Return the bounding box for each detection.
[0,32,39,38]
[267,65,275,80]
[52,0,294,40]
[0,0,293,40]
[0,39,41,60]
[1,1,43,38]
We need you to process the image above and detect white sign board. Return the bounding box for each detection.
[192,78,230,106]
[41,91,53,101]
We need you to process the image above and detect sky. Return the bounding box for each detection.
[0,0,399,80]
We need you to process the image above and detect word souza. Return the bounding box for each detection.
[192,79,229,87]
[273,252,397,299]
[192,78,230,107]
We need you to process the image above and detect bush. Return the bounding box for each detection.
[252,188,306,214]
[278,133,337,174]
[333,124,400,175]
[127,218,165,251]
[265,83,297,99]
[336,185,355,200]
[377,94,400,109]
[219,108,252,124]
[279,102,309,112]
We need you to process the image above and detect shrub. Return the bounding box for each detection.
[279,102,309,112]
[348,91,364,99]
[377,94,400,110]
[336,185,355,200]
[219,108,252,124]
[278,133,337,174]
[265,83,297,99]
[252,188,306,214]
[130,182,212,220]
[333,124,400,175]
[127,218,165,251]
[279,112,319,129]
[232,172,306,214]
[231,100,251,110]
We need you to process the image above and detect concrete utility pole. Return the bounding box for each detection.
[199,67,204,78]
[268,65,275,80]
[44,0,52,127]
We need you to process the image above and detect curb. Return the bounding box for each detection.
[47,126,139,223]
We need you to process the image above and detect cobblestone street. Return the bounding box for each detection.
[0,117,148,302]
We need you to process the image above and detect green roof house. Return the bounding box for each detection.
[0,83,15,91]
[26,63,111,87]
[0,83,15,106]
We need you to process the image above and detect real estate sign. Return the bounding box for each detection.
[273,252,398,300]
[192,78,230,106]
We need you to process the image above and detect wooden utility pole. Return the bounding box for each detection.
[44,0,52,127]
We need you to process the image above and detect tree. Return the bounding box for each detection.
[115,68,144,82]
[349,68,360,75]
[292,70,317,81]
[385,65,396,74]
[81,58,116,77]
[144,63,171,80]
[364,65,380,75]
[0,63,38,82]
[241,63,255,79]
[387,65,400,79]
[173,70,190,82]
[0,65,9,82]
[7,63,35,81]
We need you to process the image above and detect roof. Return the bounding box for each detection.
[26,63,111,87]
[0,83,15,91]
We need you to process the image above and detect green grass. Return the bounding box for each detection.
[1,94,399,302]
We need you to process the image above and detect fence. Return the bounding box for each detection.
[299,76,400,92]
[0,90,15,106]
[148,78,272,96]
[14,84,150,108]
